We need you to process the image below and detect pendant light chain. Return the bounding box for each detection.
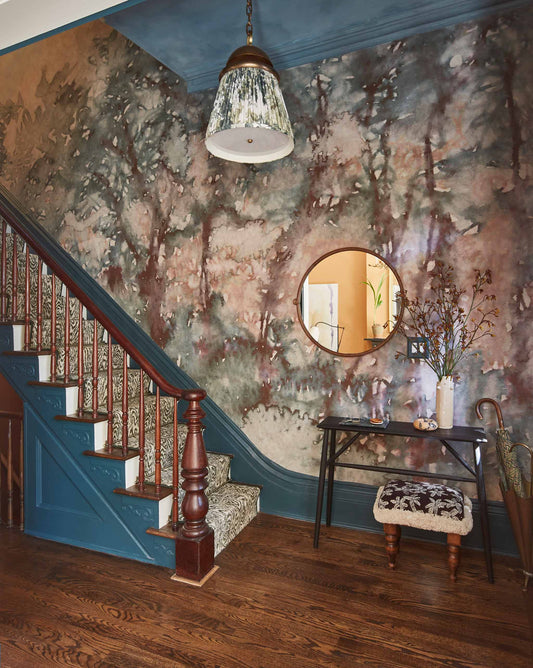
[246,0,253,45]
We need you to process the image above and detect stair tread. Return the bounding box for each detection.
[58,411,108,423]
[114,483,173,501]
[29,380,79,388]
[85,446,140,461]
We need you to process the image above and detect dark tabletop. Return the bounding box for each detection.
[317,416,487,443]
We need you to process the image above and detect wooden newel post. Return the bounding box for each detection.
[174,388,215,583]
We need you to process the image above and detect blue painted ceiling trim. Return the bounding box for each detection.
[0,0,151,58]
[106,0,532,92]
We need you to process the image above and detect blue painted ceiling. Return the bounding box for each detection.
[106,0,529,91]
[1,0,528,91]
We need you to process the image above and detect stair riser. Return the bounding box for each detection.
[150,453,232,506]
[3,317,102,351]
[33,318,106,348]
[106,395,176,444]
[208,485,261,557]
[54,343,125,376]
[2,238,42,278]
[81,369,152,411]
[10,284,95,322]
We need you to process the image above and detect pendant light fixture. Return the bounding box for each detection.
[205,0,294,164]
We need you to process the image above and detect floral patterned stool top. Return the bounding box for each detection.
[373,479,473,536]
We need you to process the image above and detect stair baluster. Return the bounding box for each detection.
[106,334,113,451]
[138,368,145,490]
[77,301,84,415]
[121,349,128,455]
[50,274,57,381]
[11,233,18,320]
[91,318,98,417]
[64,289,71,380]
[1,220,6,319]
[36,259,43,351]
[24,245,30,350]
[172,397,179,531]
[154,386,161,493]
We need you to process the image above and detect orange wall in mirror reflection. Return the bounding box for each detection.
[308,251,368,353]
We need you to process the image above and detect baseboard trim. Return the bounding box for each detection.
[283,476,518,557]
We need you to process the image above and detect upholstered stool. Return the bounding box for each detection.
[373,479,473,581]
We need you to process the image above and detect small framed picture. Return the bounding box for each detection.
[407,337,429,359]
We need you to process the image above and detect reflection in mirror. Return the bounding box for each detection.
[296,248,404,356]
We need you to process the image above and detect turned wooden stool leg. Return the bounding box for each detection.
[447,533,461,581]
[383,523,401,569]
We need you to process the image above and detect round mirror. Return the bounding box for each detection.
[294,248,404,356]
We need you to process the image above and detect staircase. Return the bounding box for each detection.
[0,185,260,584]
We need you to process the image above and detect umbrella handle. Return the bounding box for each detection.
[475,398,505,429]
[510,442,533,497]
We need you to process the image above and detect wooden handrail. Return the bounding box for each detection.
[0,185,204,403]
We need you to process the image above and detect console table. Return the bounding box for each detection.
[314,416,493,582]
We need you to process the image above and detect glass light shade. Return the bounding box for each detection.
[206,66,294,163]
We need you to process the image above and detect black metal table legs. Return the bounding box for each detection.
[473,441,494,583]
[313,429,330,547]
[326,429,336,526]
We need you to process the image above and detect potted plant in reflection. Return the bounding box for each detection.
[397,262,498,429]
[363,273,387,338]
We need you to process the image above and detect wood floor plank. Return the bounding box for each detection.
[0,515,531,667]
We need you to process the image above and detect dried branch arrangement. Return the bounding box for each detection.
[397,262,499,380]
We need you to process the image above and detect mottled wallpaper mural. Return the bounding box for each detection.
[0,10,531,500]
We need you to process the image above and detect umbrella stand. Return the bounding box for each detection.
[501,486,533,590]
[476,398,532,591]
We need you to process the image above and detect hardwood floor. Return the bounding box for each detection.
[0,514,531,667]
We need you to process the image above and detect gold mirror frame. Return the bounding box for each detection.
[293,247,405,357]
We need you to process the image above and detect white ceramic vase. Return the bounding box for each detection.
[436,375,454,429]
[372,323,385,338]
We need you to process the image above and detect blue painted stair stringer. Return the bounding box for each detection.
[25,406,150,562]
[0,327,175,568]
